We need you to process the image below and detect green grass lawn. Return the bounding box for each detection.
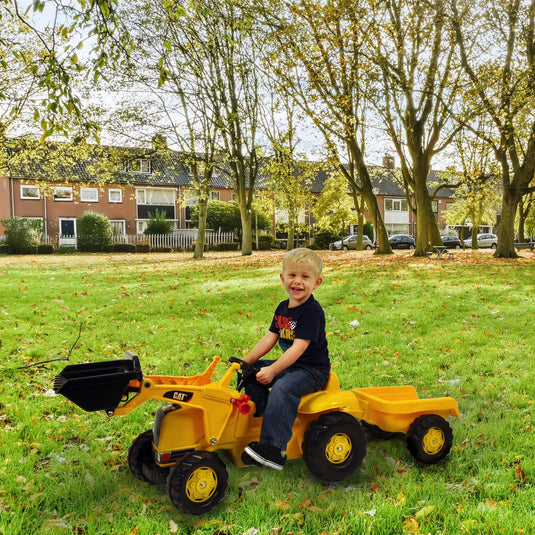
[0,250,534,535]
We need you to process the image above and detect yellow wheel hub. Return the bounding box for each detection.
[422,427,445,455]
[325,433,352,464]
[185,467,218,503]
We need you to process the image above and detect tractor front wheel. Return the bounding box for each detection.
[166,451,228,515]
[127,429,169,485]
[303,412,367,482]
[406,414,453,464]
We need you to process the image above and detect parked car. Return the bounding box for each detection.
[389,234,415,249]
[330,235,375,250]
[441,235,463,249]
[463,233,498,249]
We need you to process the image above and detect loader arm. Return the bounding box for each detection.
[54,354,222,416]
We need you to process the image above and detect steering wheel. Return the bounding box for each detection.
[228,356,259,391]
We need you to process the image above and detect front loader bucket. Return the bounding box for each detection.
[53,351,143,413]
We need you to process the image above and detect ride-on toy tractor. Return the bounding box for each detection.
[54,352,460,515]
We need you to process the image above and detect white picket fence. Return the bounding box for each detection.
[43,231,235,250]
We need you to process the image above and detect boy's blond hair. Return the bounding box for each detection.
[282,248,323,278]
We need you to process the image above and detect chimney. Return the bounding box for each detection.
[383,154,395,169]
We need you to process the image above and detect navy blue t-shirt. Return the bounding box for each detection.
[269,295,330,372]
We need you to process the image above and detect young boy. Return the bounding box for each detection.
[242,248,330,470]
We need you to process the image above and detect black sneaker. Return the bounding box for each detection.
[241,445,262,467]
[244,442,286,470]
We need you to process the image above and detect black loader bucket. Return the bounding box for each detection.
[53,351,143,413]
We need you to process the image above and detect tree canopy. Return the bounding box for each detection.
[3,0,535,257]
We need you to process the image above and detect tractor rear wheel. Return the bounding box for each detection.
[127,429,169,485]
[406,414,453,464]
[303,412,367,482]
[166,451,228,515]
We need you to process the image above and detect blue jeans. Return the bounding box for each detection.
[245,361,330,451]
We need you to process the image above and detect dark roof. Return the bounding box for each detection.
[6,140,235,189]
[303,161,455,197]
[5,138,454,197]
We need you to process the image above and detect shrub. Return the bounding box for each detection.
[256,234,275,250]
[1,217,40,253]
[111,243,137,253]
[313,228,342,249]
[37,244,55,254]
[77,212,113,252]
[363,221,374,242]
[135,243,151,253]
[144,210,173,235]
[190,201,241,232]
[190,201,271,235]
[215,242,239,251]
[57,246,77,255]
[0,242,13,254]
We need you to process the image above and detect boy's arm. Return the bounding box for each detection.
[244,331,279,365]
[255,338,310,385]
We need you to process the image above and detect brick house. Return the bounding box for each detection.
[0,140,236,240]
[0,140,456,241]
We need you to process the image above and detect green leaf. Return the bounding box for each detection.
[415,505,435,520]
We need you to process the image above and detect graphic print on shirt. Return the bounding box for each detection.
[274,314,297,350]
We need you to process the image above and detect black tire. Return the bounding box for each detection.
[127,429,169,485]
[361,420,395,440]
[166,451,228,515]
[406,414,453,464]
[303,412,367,482]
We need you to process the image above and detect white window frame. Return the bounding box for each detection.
[209,191,221,201]
[80,187,99,203]
[127,158,151,174]
[110,219,126,235]
[54,186,73,201]
[136,220,148,234]
[136,188,147,204]
[109,188,123,203]
[136,187,175,205]
[384,198,408,212]
[20,185,40,200]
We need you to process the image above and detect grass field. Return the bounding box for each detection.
[0,250,534,535]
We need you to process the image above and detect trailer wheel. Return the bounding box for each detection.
[127,429,169,485]
[166,451,228,515]
[302,412,367,482]
[361,421,395,440]
[406,414,453,464]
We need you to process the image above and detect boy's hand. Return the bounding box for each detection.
[256,366,276,385]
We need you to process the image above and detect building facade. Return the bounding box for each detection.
[0,141,457,240]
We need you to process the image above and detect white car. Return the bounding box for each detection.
[330,235,375,250]
[463,233,498,249]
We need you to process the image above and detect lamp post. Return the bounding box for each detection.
[372,187,379,246]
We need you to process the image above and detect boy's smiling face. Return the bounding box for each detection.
[280,259,323,307]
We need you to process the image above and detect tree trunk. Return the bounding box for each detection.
[193,197,208,259]
[239,202,253,255]
[517,198,525,242]
[287,223,295,251]
[413,178,442,256]
[495,191,521,258]
[370,194,391,254]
